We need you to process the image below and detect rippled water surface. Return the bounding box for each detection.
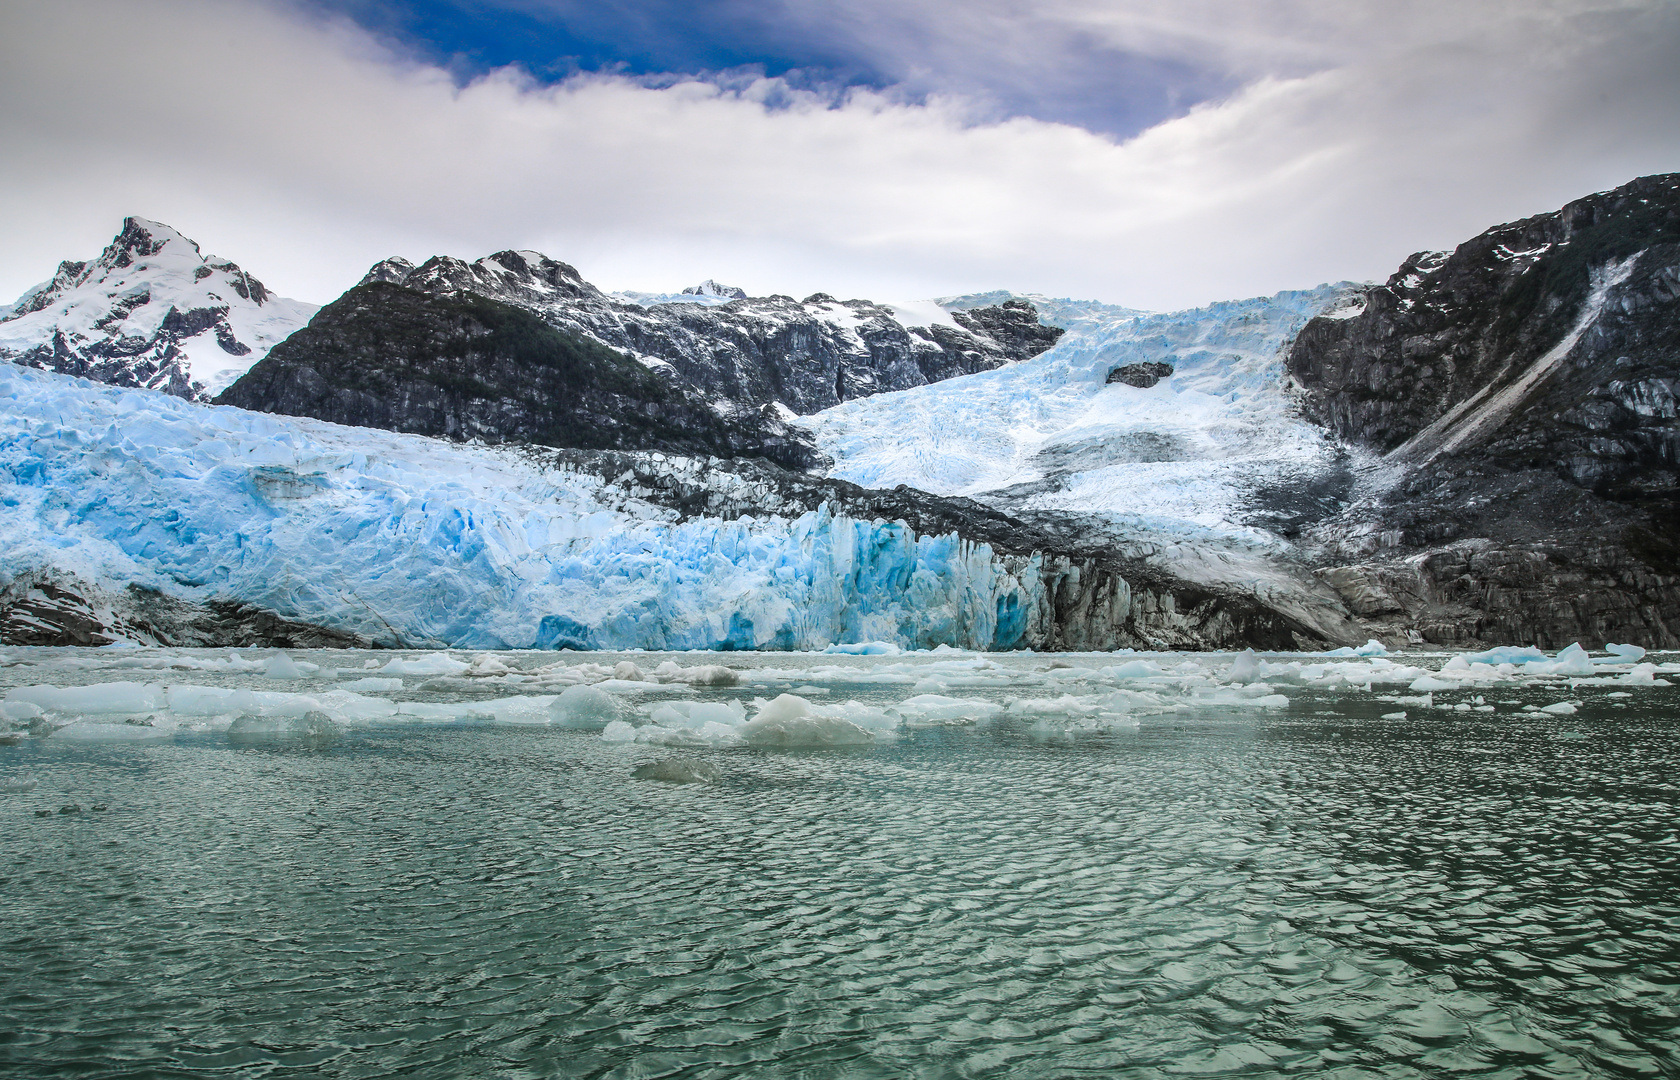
[2,648,1677,1078]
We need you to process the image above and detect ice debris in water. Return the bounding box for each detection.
[740,695,877,748]
[263,653,308,680]
[632,758,721,784]
[0,775,39,794]
[549,684,624,729]
[227,711,341,746]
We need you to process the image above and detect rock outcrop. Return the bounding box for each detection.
[1289,173,1680,647]
[217,282,820,470]
[367,248,1063,416]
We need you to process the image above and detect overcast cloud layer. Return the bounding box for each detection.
[2,0,1677,310]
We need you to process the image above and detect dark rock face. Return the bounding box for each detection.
[0,572,372,649]
[1288,173,1680,647]
[370,249,1064,416]
[218,283,821,469]
[1106,361,1174,388]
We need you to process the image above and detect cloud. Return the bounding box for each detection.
[0,0,1676,312]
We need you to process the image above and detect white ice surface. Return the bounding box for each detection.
[803,285,1358,547]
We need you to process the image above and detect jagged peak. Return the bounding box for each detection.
[100,217,200,268]
[683,279,747,300]
[359,256,416,287]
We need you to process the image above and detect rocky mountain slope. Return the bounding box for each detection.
[359,249,1063,415]
[1288,173,1680,646]
[217,282,818,469]
[0,218,316,398]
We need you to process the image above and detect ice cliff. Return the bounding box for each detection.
[0,364,1042,651]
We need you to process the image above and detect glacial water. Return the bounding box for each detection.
[1,647,1677,1079]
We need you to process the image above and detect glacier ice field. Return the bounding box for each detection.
[0,363,1040,651]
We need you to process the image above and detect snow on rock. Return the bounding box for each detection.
[0,365,1043,652]
[1,218,316,399]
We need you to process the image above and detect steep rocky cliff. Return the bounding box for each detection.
[367,248,1063,415]
[0,218,316,398]
[1288,173,1680,646]
[217,282,819,469]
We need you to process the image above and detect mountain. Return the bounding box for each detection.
[221,247,1065,471]
[355,249,1063,415]
[0,218,317,398]
[217,282,819,470]
[1287,173,1680,646]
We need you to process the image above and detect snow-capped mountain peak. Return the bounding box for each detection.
[683,279,747,300]
[0,217,317,399]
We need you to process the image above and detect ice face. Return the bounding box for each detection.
[0,365,1042,652]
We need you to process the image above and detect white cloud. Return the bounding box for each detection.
[0,0,1675,311]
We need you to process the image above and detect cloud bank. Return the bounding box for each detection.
[1,0,1676,310]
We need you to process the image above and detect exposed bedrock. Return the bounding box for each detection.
[1289,173,1680,647]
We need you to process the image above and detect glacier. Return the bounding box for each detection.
[805,285,1361,536]
[0,364,1045,651]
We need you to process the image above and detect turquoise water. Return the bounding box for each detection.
[1,649,1677,1078]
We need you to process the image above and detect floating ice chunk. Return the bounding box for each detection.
[1461,646,1549,666]
[742,714,876,747]
[646,700,748,730]
[613,661,646,681]
[1324,639,1389,658]
[468,654,513,676]
[263,654,306,680]
[339,677,403,692]
[55,721,172,741]
[601,720,638,742]
[652,662,740,686]
[632,757,720,784]
[227,711,340,746]
[1550,643,1596,677]
[1409,675,1457,692]
[1105,660,1163,679]
[740,694,878,747]
[1621,664,1657,685]
[893,694,1003,726]
[8,682,164,715]
[381,653,471,677]
[1226,650,1260,683]
[1539,701,1578,715]
[1,701,44,721]
[1381,711,1407,720]
[0,775,39,793]
[823,642,903,656]
[550,684,624,729]
[639,722,745,747]
[1600,642,1646,663]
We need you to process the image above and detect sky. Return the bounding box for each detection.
[1,0,1677,311]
